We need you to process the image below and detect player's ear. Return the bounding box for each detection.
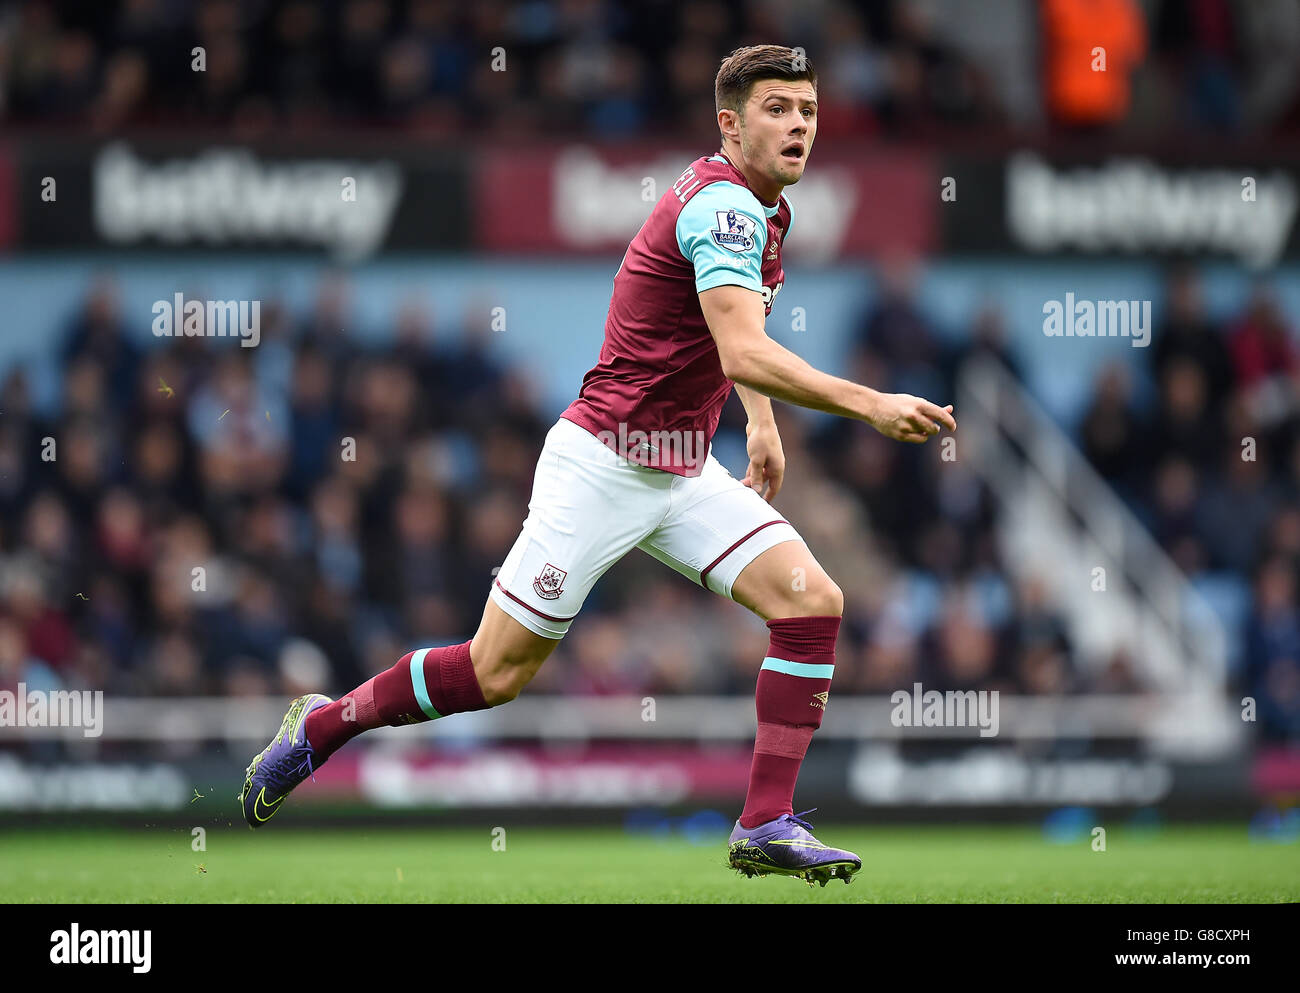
[718,108,739,140]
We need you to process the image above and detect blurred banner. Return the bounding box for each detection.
[942,151,1300,266]
[0,745,1270,819]
[0,692,1280,818]
[476,142,936,259]
[9,138,1300,264]
[13,139,471,257]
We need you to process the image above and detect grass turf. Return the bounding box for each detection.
[0,823,1295,903]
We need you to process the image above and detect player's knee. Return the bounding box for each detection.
[825,579,845,617]
[774,575,843,618]
[806,578,843,617]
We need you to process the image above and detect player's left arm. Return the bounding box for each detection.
[735,383,784,502]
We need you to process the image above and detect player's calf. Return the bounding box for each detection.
[239,604,557,827]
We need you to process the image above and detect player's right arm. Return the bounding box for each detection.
[676,182,953,443]
[700,284,956,443]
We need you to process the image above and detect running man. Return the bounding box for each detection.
[240,45,956,887]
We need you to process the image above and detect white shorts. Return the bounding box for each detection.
[490,416,803,638]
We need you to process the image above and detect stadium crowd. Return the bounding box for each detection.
[1078,269,1300,742]
[2,0,1299,136]
[0,265,1295,745]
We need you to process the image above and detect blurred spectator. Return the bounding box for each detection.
[1146,357,1223,474]
[1152,268,1234,415]
[1243,557,1300,741]
[1007,575,1074,696]
[0,615,62,696]
[1228,285,1300,429]
[1148,456,1207,574]
[1080,362,1143,489]
[1041,0,1147,128]
[1197,445,1279,574]
[1236,0,1300,131]
[1153,0,1241,130]
[63,280,141,413]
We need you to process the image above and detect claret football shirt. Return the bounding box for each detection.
[561,151,792,476]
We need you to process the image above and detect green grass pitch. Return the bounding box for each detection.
[0,824,1295,903]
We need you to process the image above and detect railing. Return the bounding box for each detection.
[956,355,1228,695]
[0,693,1242,754]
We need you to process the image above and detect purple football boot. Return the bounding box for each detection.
[238,693,331,828]
[728,808,861,886]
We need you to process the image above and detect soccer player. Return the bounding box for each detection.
[240,45,956,886]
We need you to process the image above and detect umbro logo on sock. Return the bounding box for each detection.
[811,691,829,710]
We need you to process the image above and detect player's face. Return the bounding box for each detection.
[739,80,817,191]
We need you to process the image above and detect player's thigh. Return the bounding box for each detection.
[730,539,843,620]
[489,417,670,640]
[637,453,814,613]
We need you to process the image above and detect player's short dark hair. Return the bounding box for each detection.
[714,45,817,125]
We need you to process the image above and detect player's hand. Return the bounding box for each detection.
[867,393,956,444]
[742,421,785,502]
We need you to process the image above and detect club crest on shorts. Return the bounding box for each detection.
[533,562,568,600]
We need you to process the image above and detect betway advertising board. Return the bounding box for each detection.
[943,151,1300,268]
[14,139,471,258]
[5,139,1298,264]
[7,138,937,261]
[475,144,938,261]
